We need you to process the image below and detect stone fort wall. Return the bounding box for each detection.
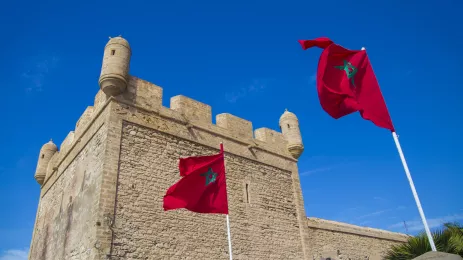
[98,76,311,259]
[306,218,408,260]
[29,92,110,260]
[30,75,310,259]
[29,36,409,259]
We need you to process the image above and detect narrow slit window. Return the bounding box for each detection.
[245,183,250,203]
[287,124,290,129]
[111,50,116,55]
[41,154,44,159]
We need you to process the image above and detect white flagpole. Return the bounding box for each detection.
[226,215,233,260]
[220,142,233,260]
[361,47,436,251]
[392,132,437,251]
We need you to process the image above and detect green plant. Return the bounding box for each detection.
[384,222,463,260]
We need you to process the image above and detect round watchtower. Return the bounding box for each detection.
[34,140,58,185]
[98,36,132,96]
[279,109,304,159]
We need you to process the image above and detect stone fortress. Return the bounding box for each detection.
[29,36,410,260]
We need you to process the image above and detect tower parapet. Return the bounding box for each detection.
[279,109,304,159]
[34,36,305,188]
[34,140,58,185]
[98,36,131,96]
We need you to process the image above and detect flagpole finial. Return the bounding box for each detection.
[361,47,366,50]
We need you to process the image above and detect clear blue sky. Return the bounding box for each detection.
[1,0,462,257]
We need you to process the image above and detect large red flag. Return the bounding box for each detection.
[299,37,395,132]
[163,146,229,214]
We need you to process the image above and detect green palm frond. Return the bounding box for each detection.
[384,222,463,260]
[445,222,463,255]
[448,233,463,254]
[384,233,431,260]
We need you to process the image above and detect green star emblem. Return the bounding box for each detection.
[334,60,358,87]
[200,168,217,186]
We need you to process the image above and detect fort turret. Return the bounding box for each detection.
[98,36,132,96]
[34,139,58,185]
[279,109,304,159]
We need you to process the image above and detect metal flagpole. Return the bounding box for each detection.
[226,215,233,260]
[392,132,436,251]
[360,47,437,251]
[220,142,233,260]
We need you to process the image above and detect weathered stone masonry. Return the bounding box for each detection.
[29,36,409,260]
[306,218,408,260]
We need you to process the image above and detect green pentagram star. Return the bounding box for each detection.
[334,60,358,87]
[200,167,217,186]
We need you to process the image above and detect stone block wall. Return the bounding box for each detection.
[95,75,310,259]
[109,122,304,259]
[29,124,108,260]
[29,88,111,260]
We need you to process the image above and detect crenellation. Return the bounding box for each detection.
[40,105,110,196]
[75,106,95,137]
[170,95,212,124]
[94,90,107,110]
[59,131,75,159]
[254,127,287,146]
[115,76,163,112]
[216,113,254,140]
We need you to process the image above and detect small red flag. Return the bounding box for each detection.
[298,37,395,132]
[163,146,229,214]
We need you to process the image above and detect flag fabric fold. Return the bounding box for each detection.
[298,37,333,50]
[298,37,395,132]
[163,149,229,214]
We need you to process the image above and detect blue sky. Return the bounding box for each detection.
[1,0,462,258]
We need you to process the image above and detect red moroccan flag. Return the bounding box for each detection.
[298,37,395,132]
[163,145,229,214]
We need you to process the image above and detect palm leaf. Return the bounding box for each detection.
[384,222,463,259]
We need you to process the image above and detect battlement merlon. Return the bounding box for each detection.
[171,95,212,123]
[75,106,94,137]
[217,113,253,140]
[60,131,74,155]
